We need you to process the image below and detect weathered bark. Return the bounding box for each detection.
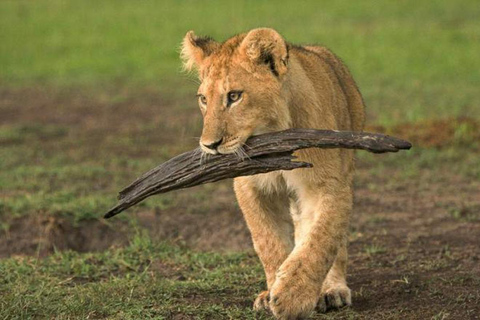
[104,129,411,219]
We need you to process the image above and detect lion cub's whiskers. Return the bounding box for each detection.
[192,147,201,159]
[199,149,210,167]
[233,148,243,161]
[237,145,251,161]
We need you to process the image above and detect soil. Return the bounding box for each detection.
[1,87,479,319]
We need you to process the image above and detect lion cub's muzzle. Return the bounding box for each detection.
[201,138,223,153]
[200,135,243,155]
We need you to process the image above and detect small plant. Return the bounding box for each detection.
[364,244,386,256]
[448,204,479,222]
[432,310,450,320]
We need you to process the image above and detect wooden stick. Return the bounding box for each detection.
[104,129,411,219]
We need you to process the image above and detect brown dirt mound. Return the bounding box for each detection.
[0,184,252,258]
[0,215,131,258]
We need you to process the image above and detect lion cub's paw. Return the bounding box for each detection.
[253,290,270,311]
[318,285,351,312]
[269,281,319,319]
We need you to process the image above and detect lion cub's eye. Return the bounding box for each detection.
[227,91,243,105]
[198,94,207,106]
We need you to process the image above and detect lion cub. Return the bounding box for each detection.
[181,28,365,319]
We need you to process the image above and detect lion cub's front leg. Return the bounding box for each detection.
[233,176,294,312]
[269,188,352,320]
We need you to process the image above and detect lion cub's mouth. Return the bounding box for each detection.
[217,136,243,155]
[217,144,240,155]
[200,136,248,157]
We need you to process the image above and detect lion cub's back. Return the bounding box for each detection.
[297,45,366,132]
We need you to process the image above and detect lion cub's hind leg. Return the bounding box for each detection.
[317,239,352,312]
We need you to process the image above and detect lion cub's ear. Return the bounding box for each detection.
[181,31,219,72]
[239,28,289,77]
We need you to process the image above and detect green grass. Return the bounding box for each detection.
[0,116,478,223]
[1,0,480,124]
[2,229,478,319]
[0,125,176,222]
[364,244,386,256]
[356,145,480,183]
[0,232,268,319]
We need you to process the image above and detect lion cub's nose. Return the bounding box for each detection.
[202,138,223,151]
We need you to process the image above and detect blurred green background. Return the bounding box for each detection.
[1,0,479,123]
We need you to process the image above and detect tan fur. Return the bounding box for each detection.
[182,28,365,319]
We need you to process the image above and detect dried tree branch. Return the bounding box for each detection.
[104,129,411,219]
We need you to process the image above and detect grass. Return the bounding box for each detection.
[356,144,480,182]
[0,98,478,223]
[0,231,267,319]
[364,244,386,256]
[2,229,478,319]
[0,131,174,222]
[1,0,480,124]
[448,204,480,222]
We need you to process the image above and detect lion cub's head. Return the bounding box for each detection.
[181,28,291,155]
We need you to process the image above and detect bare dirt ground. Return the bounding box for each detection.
[1,88,479,319]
